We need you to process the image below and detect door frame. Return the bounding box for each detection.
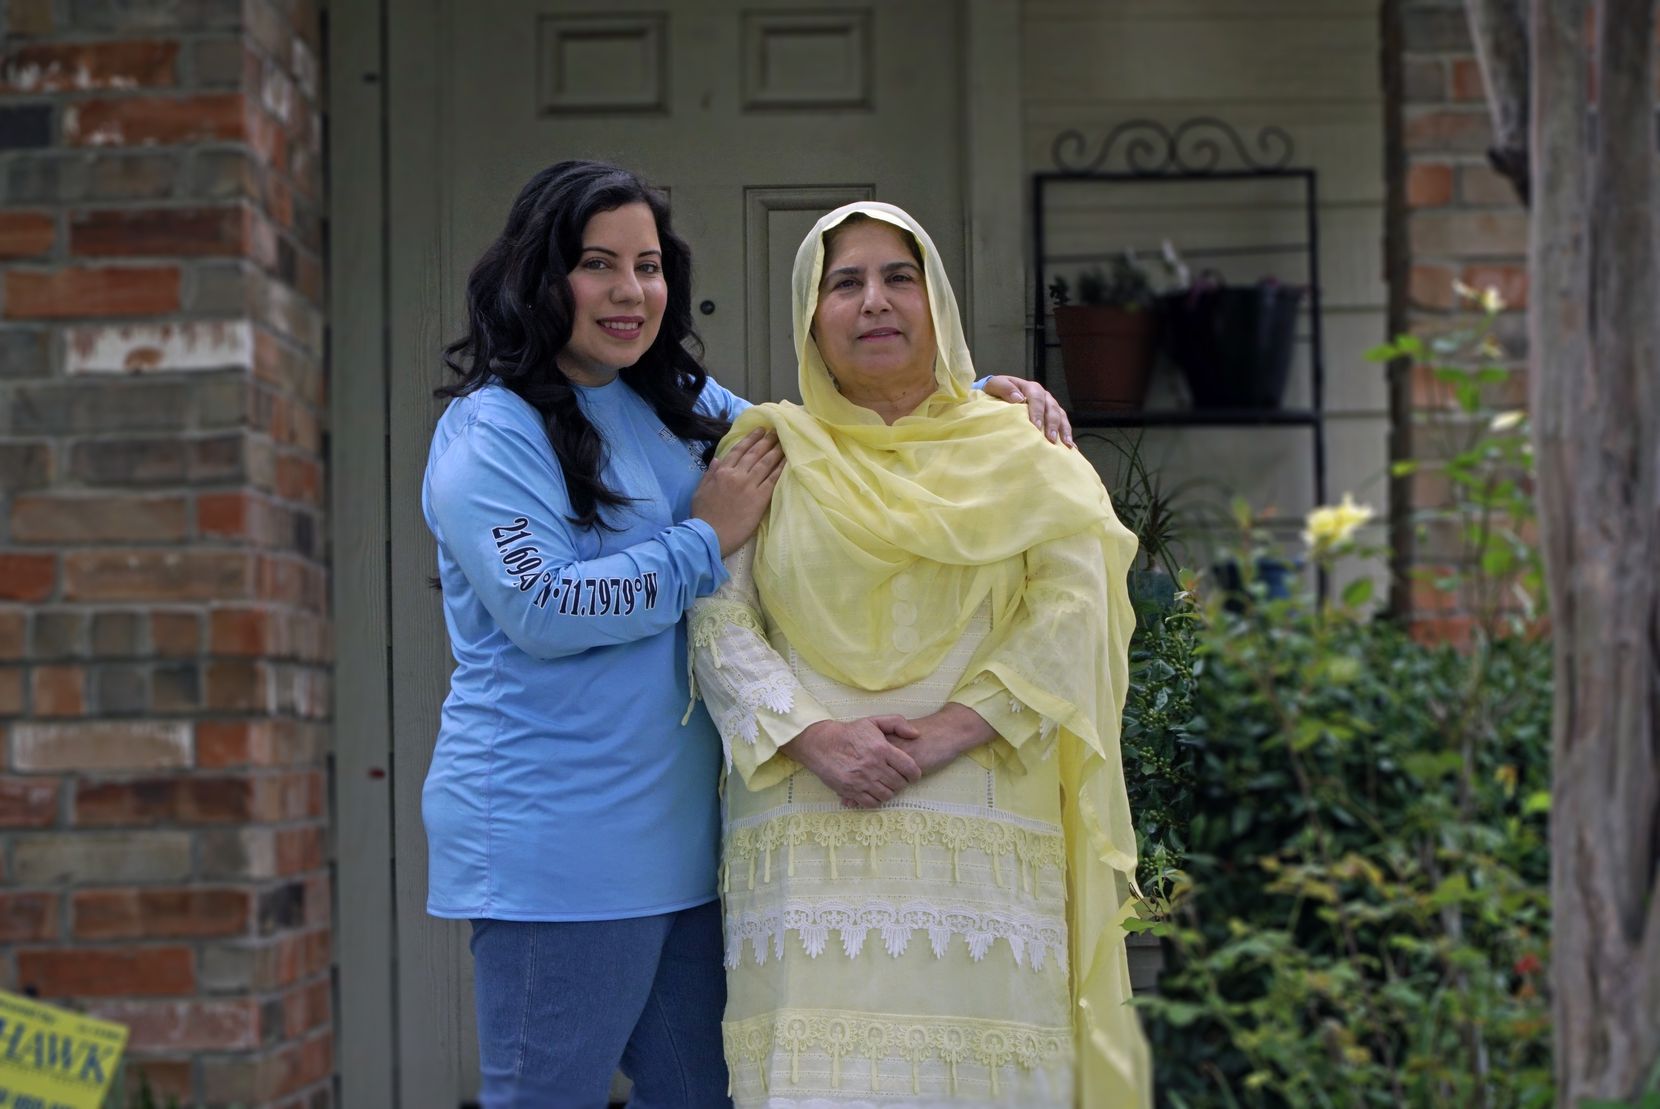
[327,2,1023,1104]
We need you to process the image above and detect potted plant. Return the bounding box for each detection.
[1208,499,1307,613]
[1048,254,1161,412]
[1160,272,1304,409]
[1101,429,1197,624]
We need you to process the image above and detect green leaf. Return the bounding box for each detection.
[1430,873,1471,906]
[1481,544,1515,576]
[1522,790,1551,815]
[1292,718,1326,751]
[1324,655,1362,684]
[1449,467,1486,490]
[1403,751,1463,781]
[1156,1000,1209,1027]
[1342,578,1374,607]
[1390,459,1420,477]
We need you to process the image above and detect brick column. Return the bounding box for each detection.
[1393,0,1529,642]
[0,1,331,1105]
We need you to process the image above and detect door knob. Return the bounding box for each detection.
[699,300,716,315]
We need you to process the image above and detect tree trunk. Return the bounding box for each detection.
[1466,0,1532,202]
[1529,0,1660,1102]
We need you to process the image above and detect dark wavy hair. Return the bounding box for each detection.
[436,160,730,529]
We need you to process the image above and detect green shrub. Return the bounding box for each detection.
[1130,591,1552,1107]
[1122,594,1201,896]
[1124,295,1554,1106]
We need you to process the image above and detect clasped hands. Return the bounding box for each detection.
[784,704,994,810]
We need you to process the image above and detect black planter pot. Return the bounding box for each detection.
[1160,281,1305,409]
[1213,556,1300,613]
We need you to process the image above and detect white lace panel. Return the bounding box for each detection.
[725,1008,1074,1107]
[724,897,1067,971]
[721,803,1065,896]
[691,540,811,767]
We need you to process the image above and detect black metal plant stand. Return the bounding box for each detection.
[1032,118,1329,518]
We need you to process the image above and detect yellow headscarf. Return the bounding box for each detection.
[720,201,1152,1107]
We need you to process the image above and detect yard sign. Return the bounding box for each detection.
[0,991,127,1109]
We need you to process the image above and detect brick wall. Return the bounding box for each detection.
[1391,0,1529,642]
[0,1,331,1105]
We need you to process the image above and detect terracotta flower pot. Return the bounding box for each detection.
[1053,304,1158,412]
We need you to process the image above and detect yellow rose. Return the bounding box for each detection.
[1302,493,1375,552]
[1453,278,1506,314]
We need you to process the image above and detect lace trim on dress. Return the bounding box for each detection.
[727,799,1061,836]
[721,809,1065,892]
[724,1009,1070,1099]
[709,672,798,747]
[691,599,799,765]
[691,598,767,657]
[724,898,1067,971]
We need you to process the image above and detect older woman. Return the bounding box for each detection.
[691,202,1152,1107]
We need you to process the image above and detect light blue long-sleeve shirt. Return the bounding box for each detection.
[420,376,747,920]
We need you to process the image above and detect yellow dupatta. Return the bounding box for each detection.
[719,201,1152,1107]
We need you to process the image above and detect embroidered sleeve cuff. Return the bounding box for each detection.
[689,597,834,789]
[741,688,833,791]
[952,675,1043,773]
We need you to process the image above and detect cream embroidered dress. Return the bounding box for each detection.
[696,538,1086,1107]
[689,203,1152,1109]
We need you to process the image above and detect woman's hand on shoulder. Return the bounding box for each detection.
[981,376,1074,448]
[786,716,921,809]
[691,428,784,556]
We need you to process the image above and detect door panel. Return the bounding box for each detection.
[388,1,963,1102]
[743,185,873,403]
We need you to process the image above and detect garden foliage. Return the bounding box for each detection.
[1121,299,1554,1107]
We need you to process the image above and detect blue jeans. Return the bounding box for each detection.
[470,900,731,1108]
